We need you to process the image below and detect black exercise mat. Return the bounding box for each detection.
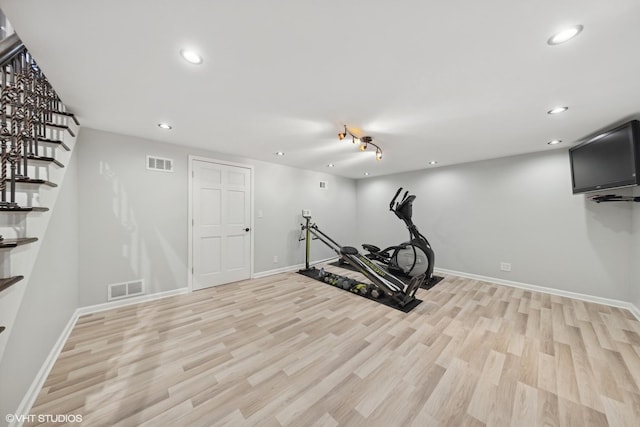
[328,260,445,289]
[298,268,422,313]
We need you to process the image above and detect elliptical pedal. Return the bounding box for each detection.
[403,273,425,304]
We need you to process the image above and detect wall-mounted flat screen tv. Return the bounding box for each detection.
[569,120,640,194]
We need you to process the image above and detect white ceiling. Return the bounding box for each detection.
[2,0,640,179]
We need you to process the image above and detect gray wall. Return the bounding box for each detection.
[356,149,634,301]
[77,128,357,306]
[0,149,80,420]
[251,160,358,271]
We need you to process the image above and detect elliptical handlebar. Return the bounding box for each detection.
[390,187,403,211]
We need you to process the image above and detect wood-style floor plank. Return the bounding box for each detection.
[24,266,640,426]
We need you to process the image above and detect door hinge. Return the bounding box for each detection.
[192,218,194,226]
[192,267,194,274]
[192,170,194,178]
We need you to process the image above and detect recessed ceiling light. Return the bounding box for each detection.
[547,106,568,115]
[180,49,203,64]
[275,151,285,156]
[428,161,438,165]
[158,123,172,130]
[363,172,370,176]
[548,25,583,45]
[327,163,335,168]
[548,139,562,145]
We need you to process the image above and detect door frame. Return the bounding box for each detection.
[187,155,255,292]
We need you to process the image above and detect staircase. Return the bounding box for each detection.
[0,32,78,361]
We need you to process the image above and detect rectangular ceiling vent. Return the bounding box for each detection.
[147,155,174,172]
[108,279,145,301]
[319,181,328,189]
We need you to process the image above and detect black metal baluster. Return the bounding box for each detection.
[33,61,43,157]
[8,59,15,204]
[14,53,25,180]
[21,52,30,179]
[1,63,8,207]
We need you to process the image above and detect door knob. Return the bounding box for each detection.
[244,227,250,232]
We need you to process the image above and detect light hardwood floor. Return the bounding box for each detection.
[26,266,640,426]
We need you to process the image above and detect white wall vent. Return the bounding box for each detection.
[147,155,174,172]
[319,181,328,189]
[108,279,145,301]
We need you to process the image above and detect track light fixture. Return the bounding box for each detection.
[338,126,383,161]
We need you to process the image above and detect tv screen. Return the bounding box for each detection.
[569,120,640,194]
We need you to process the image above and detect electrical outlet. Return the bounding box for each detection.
[273,255,279,263]
[500,262,511,272]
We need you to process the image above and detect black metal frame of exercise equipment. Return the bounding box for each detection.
[298,212,425,312]
[362,187,435,282]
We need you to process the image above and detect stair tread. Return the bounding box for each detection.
[36,137,70,151]
[44,122,75,137]
[0,275,24,293]
[0,205,48,212]
[4,177,57,187]
[0,237,38,248]
[27,154,64,167]
[5,117,76,136]
[50,111,80,126]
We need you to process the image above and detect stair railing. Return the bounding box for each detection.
[0,32,79,332]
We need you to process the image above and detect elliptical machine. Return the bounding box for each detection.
[362,188,435,281]
[298,210,425,310]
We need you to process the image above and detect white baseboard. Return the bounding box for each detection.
[12,287,189,426]
[252,256,339,279]
[435,267,640,321]
[11,310,78,427]
[627,303,640,321]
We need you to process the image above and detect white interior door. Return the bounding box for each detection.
[192,159,252,290]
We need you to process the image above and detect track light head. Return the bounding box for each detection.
[360,136,372,151]
[338,125,347,141]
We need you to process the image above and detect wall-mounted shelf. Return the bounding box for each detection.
[589,194,640,203]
